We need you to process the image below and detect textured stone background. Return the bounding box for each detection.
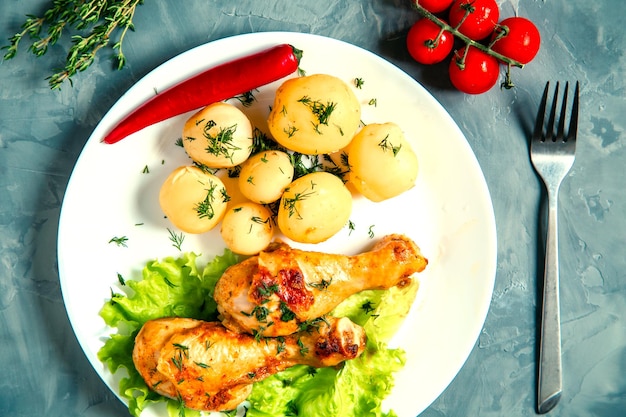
[1,0,624,416]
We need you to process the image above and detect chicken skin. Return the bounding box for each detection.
[132,316,366,412]
[214,234,427,337]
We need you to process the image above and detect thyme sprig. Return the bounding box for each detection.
[3,0,144,89]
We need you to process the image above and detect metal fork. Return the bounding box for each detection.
[530,81,579,414]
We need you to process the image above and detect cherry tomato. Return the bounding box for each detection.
[448,0,499,41]
[406,19,454,65]
[415,0,454,13]
[490,17,541,64]
[449,46,500,94]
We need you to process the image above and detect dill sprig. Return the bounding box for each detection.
[203,123,241,164]
[108,235,129,247]
[167,228,185,251]
[2,0,144,89]
[195,183,219,220]
[297,96,337,126]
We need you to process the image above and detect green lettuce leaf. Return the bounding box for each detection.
[333,279,419,345]
[97,250,239,417]
[245,280,417,417]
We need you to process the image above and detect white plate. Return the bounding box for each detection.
[58,32,497,417]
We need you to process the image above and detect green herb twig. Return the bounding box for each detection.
[167,228,185,251]
[3,0,144,89]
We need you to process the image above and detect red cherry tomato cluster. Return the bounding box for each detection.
[407,0,541,94]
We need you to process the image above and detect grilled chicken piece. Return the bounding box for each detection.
[133,316,366,412]
[214,234,427,337]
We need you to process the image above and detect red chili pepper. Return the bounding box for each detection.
[103,44,302,144]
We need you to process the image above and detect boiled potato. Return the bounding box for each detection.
[220,202,274,255]
[267,74,361,155]
[348,122,418,202]
[159,166,229,233]
[182,102,253,168]
[277,171,352,243]
[238,150,294,204]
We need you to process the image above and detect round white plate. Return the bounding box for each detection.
[58,32,496,417]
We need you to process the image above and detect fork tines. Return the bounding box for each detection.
[533,81,580,143]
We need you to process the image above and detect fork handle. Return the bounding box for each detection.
[537,190,563,413]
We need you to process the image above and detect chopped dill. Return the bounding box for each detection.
[282,187,316,219]
[233,90,257,107]
[167,228,185,251]
[108,236,128,247]
[195,182,219,220]
[297,96,337,126]
[203,122,241,164]
[378,134,402,156]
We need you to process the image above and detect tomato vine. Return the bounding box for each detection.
[410,0,540,93]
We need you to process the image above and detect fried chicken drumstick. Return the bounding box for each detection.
[132,316,366,412]
[214,234,428,337]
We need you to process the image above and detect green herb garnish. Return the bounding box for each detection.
[3,0,144,89]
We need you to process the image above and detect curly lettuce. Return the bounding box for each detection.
[246,281,418,417]
[97,250,418,417]
[97,251,239,417]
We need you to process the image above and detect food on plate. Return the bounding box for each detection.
[182,102,253,168]
[102,44,302,143]
[132,316,366,412]
[159,166,228,233]
[348,122,419,202]
[277,171,352,243]
[157,70,421,247]
[99,244,421,416]
[220,202,274,255]
[237,150,294,204]
[267,74,361,155]
[214,234,428,337]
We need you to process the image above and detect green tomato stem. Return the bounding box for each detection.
[411,1,524,69]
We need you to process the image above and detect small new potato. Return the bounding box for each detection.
[182,102,253,168]
[267,74,361,155]
[159,166,229,233]
[277,171,352,243]
[238,150,294,204]
[348,122,418,202]
[220,202,274,255]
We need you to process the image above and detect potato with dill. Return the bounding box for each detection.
[348,122,418,202]
[220,202,274,255]
[159,166,229,233]
[277,171,352,243]
[267,74,361,155]
[182,102,253,168]
[238,150,294,204]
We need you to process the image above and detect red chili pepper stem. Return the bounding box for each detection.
[103,43,302,144]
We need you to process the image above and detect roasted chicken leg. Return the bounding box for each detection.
[214,234,427,337]
[132,316,366,412]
